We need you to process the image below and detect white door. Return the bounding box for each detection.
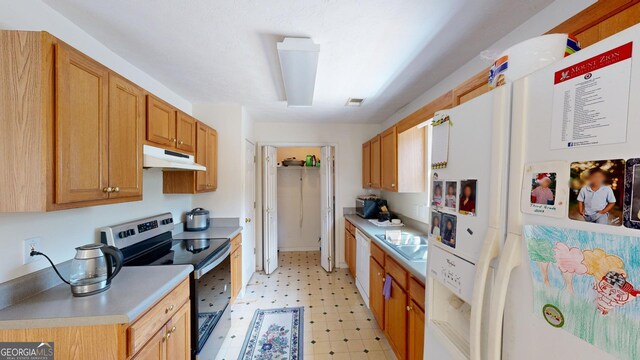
[320,146,335,272]
[244,140,256,279]
[263,146,278,274]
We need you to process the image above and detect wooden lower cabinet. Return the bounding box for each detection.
[165,302,191,360]
[408,300,425,360]
[133,326,167,360]
[385,277,408,359]
[345,230,356,277]
[230,233,243,303]
[370,257,385,329]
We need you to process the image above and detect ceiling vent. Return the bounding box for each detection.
[345,98,365,107]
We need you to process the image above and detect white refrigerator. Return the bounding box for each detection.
[426,23,640,360]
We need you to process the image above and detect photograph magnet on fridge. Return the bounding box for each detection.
[521,161,569,218]
[623,158,640,229]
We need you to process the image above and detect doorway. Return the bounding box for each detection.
[261,145,336,275]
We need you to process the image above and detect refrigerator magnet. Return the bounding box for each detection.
[432,180,444,207]
[521,161,568,218]
[444,180,457,211]
[458,179,477,216]
[568,159,624,227]
[623,158,640,229]
[429,210,443,242]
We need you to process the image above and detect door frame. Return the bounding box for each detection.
[255,142,339,272]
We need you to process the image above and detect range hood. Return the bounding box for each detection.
[143,145,206,171]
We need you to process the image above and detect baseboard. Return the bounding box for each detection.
[278,247,320,252]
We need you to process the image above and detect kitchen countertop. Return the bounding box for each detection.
[173,225,242,241]
[344,214,427,283]
[0,265,193,329]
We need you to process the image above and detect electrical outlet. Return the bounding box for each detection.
[23,237,41,264]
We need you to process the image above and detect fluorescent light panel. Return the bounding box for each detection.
[277,38,320,107]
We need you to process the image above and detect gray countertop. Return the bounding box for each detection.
[173,225,242,241]
[344,214,427,283]
[0,265,193,329]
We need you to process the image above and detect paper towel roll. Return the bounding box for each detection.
[489,34,581,88]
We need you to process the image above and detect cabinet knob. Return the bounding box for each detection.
[170,326,176,333]
[245,218,251,223]
[391,184,396,188]
[406,306,412,312]
[178,140,184,145]
[377,272,381,276]
[113,186,120,193]
[165,304,174,314]
[103,187,113,193]
[172,138,177,143]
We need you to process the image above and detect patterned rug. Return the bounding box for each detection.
[238,307,304,360]
[198,311,223,352]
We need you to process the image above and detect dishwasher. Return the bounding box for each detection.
[355,229,370,306]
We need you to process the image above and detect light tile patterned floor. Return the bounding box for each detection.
[214,251,397,360]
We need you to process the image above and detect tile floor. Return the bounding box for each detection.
[213,251,397,360]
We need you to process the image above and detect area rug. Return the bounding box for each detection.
[238,307,304,360]
[198,311,223,352]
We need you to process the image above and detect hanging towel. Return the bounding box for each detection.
[383,274,393,300]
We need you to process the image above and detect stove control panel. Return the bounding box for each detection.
[100,212,175,249]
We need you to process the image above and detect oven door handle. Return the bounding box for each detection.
[194,243,231,280]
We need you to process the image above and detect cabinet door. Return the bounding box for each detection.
[345,229,352,276]
[55,42,109,204]
[206,128,218,191]
[369,258,385,329]
[381,127,398,192]
[407,300,425,360]
[132,325,167,360]
[349,233,357,277]
[231,248,243,303]
[166,302,191,360]
[362,141,371,188]
[176,111,196,154]
[146,95,176,147]
[370,136,381,189]
[385,277,407,360]
[195,123,208,192]
[108,73,143,199]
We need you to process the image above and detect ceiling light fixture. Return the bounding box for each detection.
[277,37,320,107]
[345,98,365,107]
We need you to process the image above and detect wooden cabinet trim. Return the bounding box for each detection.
[409,277,426,311]
[385,255,408,290]
[396,90,453,133]
[370,242,385,266]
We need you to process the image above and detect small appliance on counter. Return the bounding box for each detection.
[185,208,210,231]
[30,243,124,297]
[355,195,387,219]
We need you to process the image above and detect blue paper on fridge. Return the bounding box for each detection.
[524,224,640,360]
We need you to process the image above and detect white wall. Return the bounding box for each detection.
[192,104,256,289]
[0,0,192,113]
[0,170,191,283]
[254,122,380,268]
[379,0,596,222]
[0,0,197,283]
[277,168,321,251]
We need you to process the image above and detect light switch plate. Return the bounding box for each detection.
[23,237,41,264]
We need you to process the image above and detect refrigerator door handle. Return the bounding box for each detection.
[487,232,522,360]
[470,226,500,360]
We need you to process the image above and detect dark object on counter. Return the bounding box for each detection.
[378,211,393,222]
[282,158,305,167]
[185,208,211,231]
[356,198,388,219]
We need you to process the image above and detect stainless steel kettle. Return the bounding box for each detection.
[185,208,210,231]
[69,244,123,297]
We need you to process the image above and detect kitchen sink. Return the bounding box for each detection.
[374,234,428,261]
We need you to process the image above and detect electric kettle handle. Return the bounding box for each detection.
[102,245,124,282]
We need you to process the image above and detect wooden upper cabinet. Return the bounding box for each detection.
[380,126,398,192]
[55,42,110,204]
[362,141,371,188]
[370,135,382,189]
[146,95,177,147]
[108,73,144,199]
[176,111,197,153]
[195,123,208,192]
[205,128,218,191]
[397,125,426,193]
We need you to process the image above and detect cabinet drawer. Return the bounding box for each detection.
[128,278,190,356]
[409,277,426,310]
[345,220,355,235]
[370,242,385,267]
[231,233,242,253]
[385,255,408,290]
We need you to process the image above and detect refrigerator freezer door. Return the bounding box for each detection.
[499,24,640,360]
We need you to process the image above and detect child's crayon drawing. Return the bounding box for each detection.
[524,225,640,360]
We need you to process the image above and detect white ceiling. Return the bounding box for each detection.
[44,0,553,123]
